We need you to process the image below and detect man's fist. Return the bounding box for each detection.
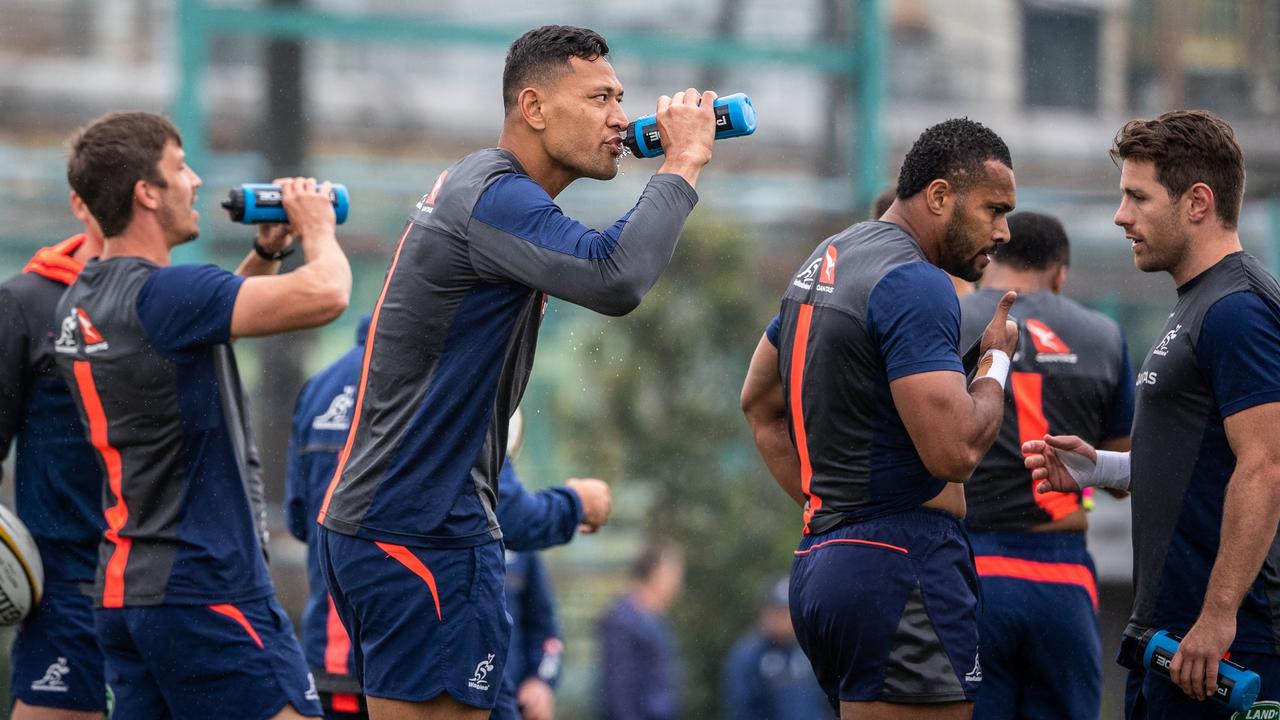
[564,478,611,534]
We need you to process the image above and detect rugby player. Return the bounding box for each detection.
[742,118,1018,720]
[285,323,609,719]
[0,193,107,719]
[314,24,715,720]
[1027,110,1280,719]
[959,212,1134,720]
[55,110,351,719]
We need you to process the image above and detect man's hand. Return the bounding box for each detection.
[655,88,717,183]
[277,177,337,241]
[563,478,611,534]
[517,678,555,720]
[979,290,1019,358]
[1023,435,1096,493]
[255,223,294,257]
[1170,611,1236,701]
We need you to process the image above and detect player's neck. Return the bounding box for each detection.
[978,265,1057,295]
[498,130,574,199]
[1170,227,1243,286]
[101,219,173,267]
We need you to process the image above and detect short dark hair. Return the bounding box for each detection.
[1110,110,1245,230]
[503,25,610,115]
[629,538,681,582]
[994,212,1070,271]
[66,111,181,237]
[896,118,1012,200]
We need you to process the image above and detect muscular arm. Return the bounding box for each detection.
[740,335,804,506]
[231,178,351,338]
[468,173,698,317]
[889,289,1018,483]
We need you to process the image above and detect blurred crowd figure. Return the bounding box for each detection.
[721,577,834,720]
[598,541,685,720]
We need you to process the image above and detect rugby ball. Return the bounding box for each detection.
[0,504,43,625]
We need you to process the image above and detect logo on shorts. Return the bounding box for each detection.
[963,653,982,683]
[1235,700,1280,719]
[304,672,320,702]
[313,385,356,430]
[467,653,496,691]
[31,657,70,693]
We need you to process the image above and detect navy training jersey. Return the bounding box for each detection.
[1127,252,1280,653]
[777,221,963,535]
[959,289,1134,531]
[286,315,584,688]
[0,235,105,586]
[53,257,272,608]
[318,147,696,547]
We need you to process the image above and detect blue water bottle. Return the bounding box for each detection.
[623,92,756,158]
[222,183,350,225]
[1140,629,1261,712]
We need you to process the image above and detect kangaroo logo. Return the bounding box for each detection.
[1152,323,1182,357]
[467,653,496,691]
[31,657,70,692]
[792,257,824,291]
[54,309,78,355]
[963,653,983,683]
[313,385,356,431]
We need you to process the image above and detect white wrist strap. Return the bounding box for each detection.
[971,349,1010,391]
[1058,449,1131,492]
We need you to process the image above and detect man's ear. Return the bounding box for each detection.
[133,179,160,211]
[1185,182,1216,225]
[518,87,548,131]
[925,178,952,217]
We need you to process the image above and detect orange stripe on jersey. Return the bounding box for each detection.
[1011,371,1079,520]
[793,537,909,556]
[789,304,822,533]
[375,542,443,622]
[72,361,131,608]
[317,223,414,523]
[324,595,351,675]
[209,603,265,649]
[975,555,1098,610]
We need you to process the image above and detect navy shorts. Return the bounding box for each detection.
[1123,641,1280,720]
[790,509,981,705]
[969,530,1101,720]
[94,597,322,720]
[11,585,107,712]
[317,527,511,709]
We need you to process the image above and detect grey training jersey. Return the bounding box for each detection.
[1127,252,1280,653]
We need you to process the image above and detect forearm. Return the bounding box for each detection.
[748,417,805,506]
[551,174,697,316]
[1201,462,1280,619]
[922,378,1005,483]
[235,250,282,278]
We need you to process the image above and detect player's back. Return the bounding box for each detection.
[959,289,1132,531]
[54,257,270,608]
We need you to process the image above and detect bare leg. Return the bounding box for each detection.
[367,694,490,720]
[11,702,104,720]
[841,700,973,720]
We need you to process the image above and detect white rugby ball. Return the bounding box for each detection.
[0,504,43,625]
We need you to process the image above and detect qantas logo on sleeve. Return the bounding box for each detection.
[815,246,837,293]
[414,170,448,214]
[1025,319,1075,364]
